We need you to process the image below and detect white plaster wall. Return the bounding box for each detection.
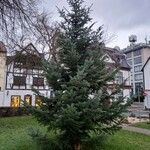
[121,70,131,98]
[2,90,51,107]
[144,91,150,109]
[0,53,6,91]
[144,61,150,90]
[143,60,150,108]
[142,48,150,65]
[123,89,130,98]
[0,91,5,106]
[121,70,131,85]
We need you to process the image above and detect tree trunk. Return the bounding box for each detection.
[74,142,81,150]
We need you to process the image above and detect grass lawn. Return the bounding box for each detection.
[131,122,150,130]
[102,130,150,150]
[0,116,150,150]
[0,116,46,150]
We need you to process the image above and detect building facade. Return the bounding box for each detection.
[0,43,131,107]
[0,42,7,106]
[142,57,150,109]
[104,47,131,99]
[123,35,150,96]
[0,42,7,91]
[0,43,51,107]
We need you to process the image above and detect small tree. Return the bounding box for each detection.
[31,0,130,149]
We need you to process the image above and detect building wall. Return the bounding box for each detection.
[144,60,150,90]
[2,61,51,107]
[122,70,130,85]
[0,91,5,106]
[125,47,150,95]
[144,91,150,109]
[142,48,150,65]
[123,89,130,99]
[2,90,51,107]
[122,70,131,98]
[143,60,150,108]
[0,53,6,91]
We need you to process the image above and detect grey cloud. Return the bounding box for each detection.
[41,0,150,48]
[43,0,150,30]
[92,0,150,30]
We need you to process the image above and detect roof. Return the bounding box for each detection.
[104,47,131,70]
[0,41,7,53]
[141,57,150,71]
[123,43,150,53]
[6,43,44,66]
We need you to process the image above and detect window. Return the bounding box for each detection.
[134,65,142,72]
[24,95,32,105]
[33,77,44,86]
[134,49,141,57]
[13,76,26,86]
[11,96,21,107]
[131,74,133,81]
[126,52,132,58]
[35,96,43,107]
[135,82,143,95]
[127,59,132,66]
[134,57,142,65]
[135,74,143,81]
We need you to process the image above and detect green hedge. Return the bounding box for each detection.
[0,107,30,117]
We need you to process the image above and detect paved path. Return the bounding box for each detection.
[122,126,150,136]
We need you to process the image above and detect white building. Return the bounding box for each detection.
[0,43,51,107]
[0,42,7,106]
[104,47,131,99]
[123,35,150,97]
[0,43,131,107]
[142,57,150,109]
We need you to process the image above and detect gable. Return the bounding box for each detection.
[7,43,43,69]
[21,43,40,57]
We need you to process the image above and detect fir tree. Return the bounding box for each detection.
[31,0,130,149]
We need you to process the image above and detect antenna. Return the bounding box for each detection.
[145,36,148,44]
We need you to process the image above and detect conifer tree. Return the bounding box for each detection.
[31,0,130,149]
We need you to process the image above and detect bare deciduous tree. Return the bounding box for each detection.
[0,0,38,51]
[0,0,37,32]
[33,13,60,62]
[0,0,60,61]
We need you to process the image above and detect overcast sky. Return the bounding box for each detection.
[41,0,150,49]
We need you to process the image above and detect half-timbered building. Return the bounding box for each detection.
[3,43,51,107]
[104,47,131,99]
[0,42,131,107]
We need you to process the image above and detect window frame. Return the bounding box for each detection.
[24,95,32,105]
[33,77,44,86]
[11,95,21,107]
[134,57,142,65]
[13,76,26,86]
[133,49,141,57]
